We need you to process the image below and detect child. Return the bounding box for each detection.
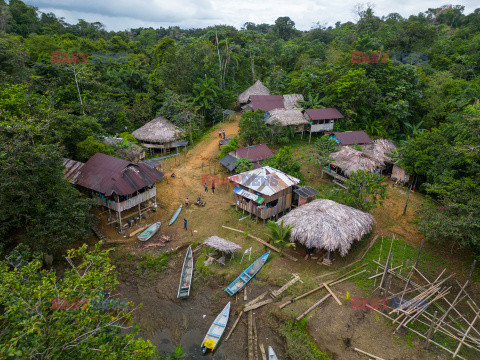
[185,197,189,207]
[211,181,215,194]
[204,183,208,193]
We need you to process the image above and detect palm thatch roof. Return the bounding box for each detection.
[283,94,304,109]
[266,109,309,126]
[329,146,380,175]
[204,236,242,254]
[361,139,397,165]
[277,199,375,256]
[132,116,184,144]
[237,80,270,104]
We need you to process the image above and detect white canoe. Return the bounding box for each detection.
[137,221,161,241]
[177,246,193,298]
[268,346,278,360]
[201,302,231,354]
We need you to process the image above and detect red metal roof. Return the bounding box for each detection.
[305,108,344,121]
[331,131,372,146]
[249,95,284,112]
[232,144,273,162]
[76,153,163,196]
[62,158,84,184]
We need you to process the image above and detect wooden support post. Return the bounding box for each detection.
[424,310,437,350]
[248,311,254,360]
[244,299,273,312]
[353,348,386,360]
[296,294,331,321]
[253,316,259,360]
[414,238,425,269]
[244,288,247,301]
[379,251,392,295]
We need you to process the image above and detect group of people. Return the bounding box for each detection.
[183,181,216,230]
[219,129,226,139]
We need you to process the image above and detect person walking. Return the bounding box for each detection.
[204,183,208,193]
[219,130,222,138]
[222,130,225,139]
[184,218,187,230]
[185,197,189,208]
[211,181,215,194]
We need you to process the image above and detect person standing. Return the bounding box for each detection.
[219,130,222,138]
[204,183,208,193]
[211,181,215,194]
[184,218,187,230]
[185,197,189,208]
[222,130,225,139]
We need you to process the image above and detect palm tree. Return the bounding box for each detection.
[265,220,295,252]
[191,75,220,118]
[298,93,325,109]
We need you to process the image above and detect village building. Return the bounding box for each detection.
[132,116,188,155]
[203,236,242,264]
[243,94,304,113]
[73,153,164,230]
[304,108,344,142]
[141,157,163,171]
[237,80,270,110]
[277,199,375,259]
[228,166,300,221]
[392,164,411,184]
[62,158,84,184]
[293,186,319,207]
[103,136,146,163]
[360,139,397,175]
[265,108,309,134]
[328,130,372,146]
[220,144,273,172]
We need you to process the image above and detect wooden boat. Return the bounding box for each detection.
[177,246,193,298]
[201,302,230,354]
[137,221,161,241]
[268,346,278,360]
[168,204,182,226]
[224,251,270,296]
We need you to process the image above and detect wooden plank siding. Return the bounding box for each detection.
[235,186,293,220]
[94,187,156,212]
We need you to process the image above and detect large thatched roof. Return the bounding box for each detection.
[237,80,270,104]
[361,139,397,166]
[132,116,184,143]
[266,109,309,126]
[277,199,375,256]
[329,146,380,175]
[204,236,242,254]
[282,94,304,109]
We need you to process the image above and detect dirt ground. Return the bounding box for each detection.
[95,115,479,359]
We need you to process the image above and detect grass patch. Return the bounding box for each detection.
[279,318,332,360]
[112,251,171,279]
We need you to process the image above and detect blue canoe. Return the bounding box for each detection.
[137,221,161,241]
[225,251,270,296]
[168,204,183,226]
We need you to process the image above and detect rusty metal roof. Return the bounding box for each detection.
[232,144,273,162]
[228,166,300,196]
[76,153,163,196]
[305,108,344,121]
[62,158,84,184]
[330,131,372,146]
[249,95,285,112]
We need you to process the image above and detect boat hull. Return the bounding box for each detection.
[177,246,193,298]
[201,302,230,354]
[224,251,270,296]
[137,221,161,241]
[268,346,278,360]
[168,204,183,226]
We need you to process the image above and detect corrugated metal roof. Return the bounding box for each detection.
[220,154,238,171]
[330,131,372,146]
[305,108,344,121]
[294,186,319,199]
[142,157,163,169]
[76,153,163,196]
[232,144,273,162]
[249,95,285,112]
[62,158,84,184]
[228,166,300,196]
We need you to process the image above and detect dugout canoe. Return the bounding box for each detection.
[201,302,230,354]
[168,204,182,226]
[224,251,270,296]
[177,246,193,298]
[137,221,161,241]
[268,346,278,360]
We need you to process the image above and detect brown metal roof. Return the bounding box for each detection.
[305,108,344,121]
[249,95,284,112]
[232,144,273,162]
[331,131,372,146]
[62,158,84,184]
[76,153,163,196]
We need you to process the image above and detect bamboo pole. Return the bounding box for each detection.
[248,311,254,360]
[324,283,342,306]
[453,308,480,358]
[245,291,268,308]
[259,344,267,360]
[424,311,438,350]
[225,311,243,342]
[244,299,273,312]
[353,348,386,360]
[296,294,331,321]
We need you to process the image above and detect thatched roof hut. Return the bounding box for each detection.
[282,94,304,109]
[361,139,397,166]
[237,80,270,104]
[329,146,380,175]
[204,236,242,254]
[266,109,309,126]
[277,199,375,256]
[132,116,184,144]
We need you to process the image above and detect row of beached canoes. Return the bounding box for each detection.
[136,204,183,241]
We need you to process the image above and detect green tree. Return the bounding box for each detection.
[191,75,220,120]
[273,16,296,41]
[219,136,240,159]
[76,135,116,162]
[265,220,295,251]
[238,110,270,145]
[0,243,156,359]
[235,158,253,173]
[339,170,388,212]
[266,146,304,182]
[0,128,92,254]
